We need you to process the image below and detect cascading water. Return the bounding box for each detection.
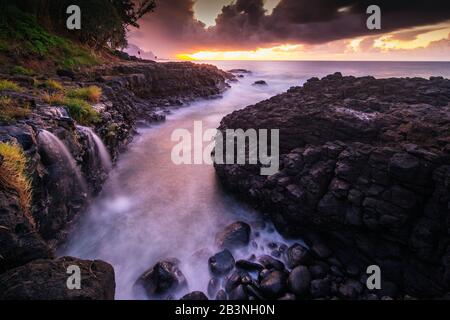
[77,126,112,172]
[37,129,86,191]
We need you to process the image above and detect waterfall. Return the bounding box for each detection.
[77,126,112,172]
[37,130,87,191]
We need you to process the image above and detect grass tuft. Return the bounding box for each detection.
[67,86,102,103]
[63,98,100,125]
[0,142,34,227]
[0,96,30,122]
[11,65,35,76]
[0,80,22,92]
[41,92,65,105]
[42,79,64,91]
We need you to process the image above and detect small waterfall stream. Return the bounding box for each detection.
[77,126,113,172]
[37,130,87,191]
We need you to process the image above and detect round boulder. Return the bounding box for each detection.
[135,258,186,298]
[259,270,288,298]
[181,291,208,300]
[208,249,235,276]
[288,266,311,295]
[215,221,251,249]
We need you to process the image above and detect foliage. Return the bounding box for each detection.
[42,79,64,91]
[0,5,99,69]
[67,86,102,103]
[0,142,34,227]
[0,96,31,122]
[41,92,66,105]
[63,98,100,125]
[1,0,156,50]
[11,65,35,76]
[0,80,22,92]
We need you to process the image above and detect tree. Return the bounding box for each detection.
[1,0,156,49]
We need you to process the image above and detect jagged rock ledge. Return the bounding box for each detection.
[0,61,233,299]
[214,73,450,299]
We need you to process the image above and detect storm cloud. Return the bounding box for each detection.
[130,0,450,56]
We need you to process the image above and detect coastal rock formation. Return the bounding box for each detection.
[0,60,232,299]
[0,257,115,300]
[215,73,450,298]
[135,258,187,298]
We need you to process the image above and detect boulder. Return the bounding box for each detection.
[181,291,208,300]
[253,80,268,86]
[259,270,288,298]
[135,258,186,298]
[310,279,331,299]
[0,257,115,300]
[215,221,251,249]
[286,243,311,268]
[208,250,235,276]
[288,266,311,295]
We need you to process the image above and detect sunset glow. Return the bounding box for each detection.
[176,26,450,61]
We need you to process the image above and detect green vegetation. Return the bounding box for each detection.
[63,98,100,125]
[0,96,31,122]
[0,5,99,69]
[42,91,99,125]
[0,142,34,227]
[42,79,64,91]
[67,86,102,103]
[11,65,35,76]
[0,80,22,92]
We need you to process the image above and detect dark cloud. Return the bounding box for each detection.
[130,0,450,56]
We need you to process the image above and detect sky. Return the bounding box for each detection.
[128,0,450,61]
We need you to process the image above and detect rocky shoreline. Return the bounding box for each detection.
[0,60,233,299]
[214,73,450,299]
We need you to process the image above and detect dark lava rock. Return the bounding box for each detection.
[253,80,268,86]
[228,69,252,74]
[236,259,264,272]
[208,278,220,297]
[338,279,364,300]
[208,249,235,276]
[310,279,331,299]
[214,74,450,297]
[181,291,208,300]
[216,289,227,300]
[215,221,251,249]
[135,258,186,298]
[229,284,249,300]
[311,243,332,259]
[224,271,243,293]
[259,270,288,298]
[286,243,311,268]
[279,293,296,300]
[309,263,330,279]
[288,266,311,295]
[258,255,285,271]
[0,257,115,300]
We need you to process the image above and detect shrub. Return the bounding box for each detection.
[41,92,65,105]
[0,96,30,122]
[43,79,64,91]
[63,98,100,125]
[67,86,102,103]
[0,142,34,227]
[11,65,35,76]
[0,80,22,92]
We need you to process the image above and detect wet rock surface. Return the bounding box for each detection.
[0,60,233,299]
[209,250,235,276]
[0,257,115,300]
[215,221,251,249]
[215,73,450,299]
[135,258,187,298]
